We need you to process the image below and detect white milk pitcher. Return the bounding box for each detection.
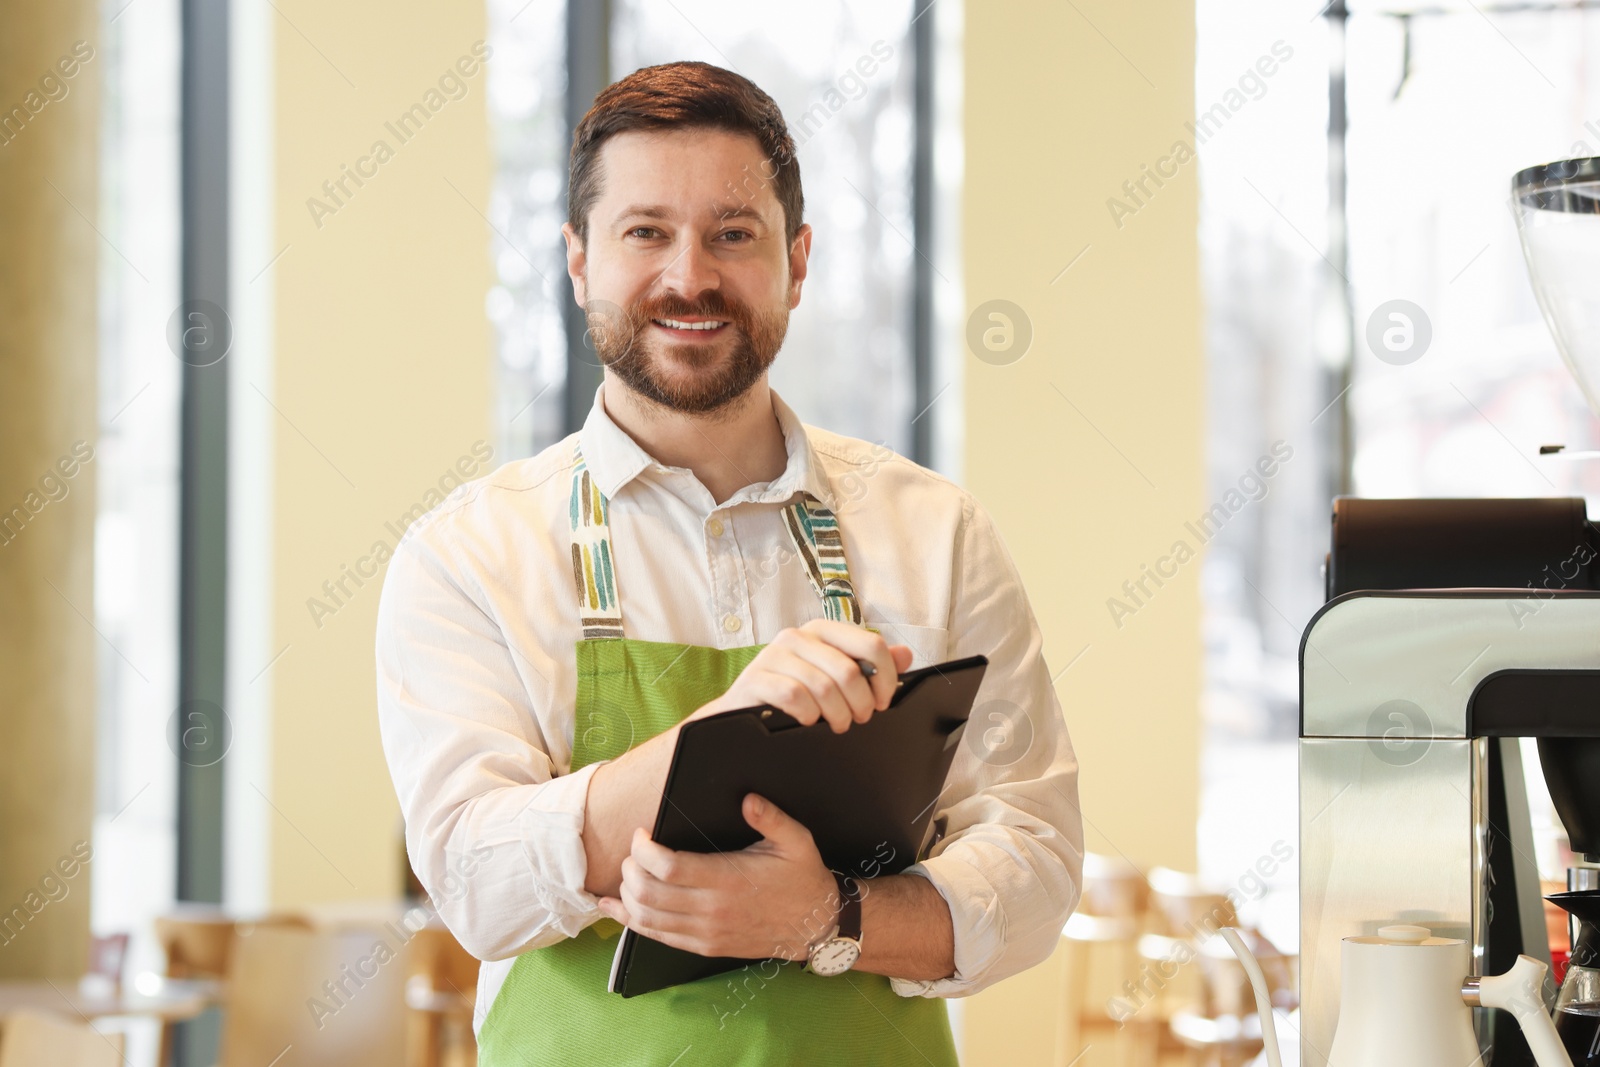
[1222,923,1573,1067]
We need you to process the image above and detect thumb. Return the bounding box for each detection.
[743,793,806,846]
[890,645,914,673]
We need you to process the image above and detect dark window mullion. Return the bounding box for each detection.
[910,0,936,467]
[562,0,612,437]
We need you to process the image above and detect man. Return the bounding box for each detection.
[377,60,1082,1065]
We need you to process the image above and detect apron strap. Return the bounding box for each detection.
[782,496,862,625]
[570,447,624,640]
[568,444,863,638]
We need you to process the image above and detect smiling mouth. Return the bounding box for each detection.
[651,317,730,337]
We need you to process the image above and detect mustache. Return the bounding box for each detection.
[635,291,744,324]
[585,293,749,368]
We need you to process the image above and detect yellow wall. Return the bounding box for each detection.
[960,0,1202,1061]
[257,1,494,905]
[0,0,99,980]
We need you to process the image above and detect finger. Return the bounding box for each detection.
[743,793,815,854]
[890,644,913,673]
[620,859,700,922]
[619,892,699,941]
[597,896,631,926]
[744,654,827,727]
[773,651,855,733]
[761,649,851,733]
[786,638,877,724]
[629,830,717,888]
[798,620,899,710]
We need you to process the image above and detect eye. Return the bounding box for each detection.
[717,230,753,244]
[626,226,660,239]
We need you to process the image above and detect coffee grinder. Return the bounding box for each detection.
[1299,156,1600,1067]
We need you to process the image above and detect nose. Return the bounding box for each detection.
[654,234,721,304]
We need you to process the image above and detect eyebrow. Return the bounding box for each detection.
[712,204,767,225]
[604,204,668,223]
[611,203,770,228]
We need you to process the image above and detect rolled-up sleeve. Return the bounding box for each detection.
[375,530,602,961]
[890,496,1084,998]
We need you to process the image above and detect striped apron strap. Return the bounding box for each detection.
[570,443,862,635]
[782,495,863,625]
[570,446,624,640]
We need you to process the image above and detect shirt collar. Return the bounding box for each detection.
[578,380,837,511]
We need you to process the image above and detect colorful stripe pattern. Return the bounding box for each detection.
[783,496,862,624]
[569,444,862,638]
[570,450,623,640]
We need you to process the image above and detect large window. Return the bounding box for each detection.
[484,1,948,465]
[483,0,569,461]
[1196,0,1600,952]
[1344,3,1600,502]
[1194,0,1333,950]
[94,0,183,1058]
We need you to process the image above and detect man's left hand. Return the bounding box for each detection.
[596,793,840,961]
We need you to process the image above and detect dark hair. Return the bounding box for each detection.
[568,61,804,249]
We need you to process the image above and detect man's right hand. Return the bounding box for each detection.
[583,621,912,897]
[687,619,913,734]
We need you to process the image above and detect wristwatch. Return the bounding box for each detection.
[806,870,863,976]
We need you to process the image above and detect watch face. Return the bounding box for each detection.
[809,937,861,977]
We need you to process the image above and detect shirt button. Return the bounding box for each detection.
[723,614,742,633]
[708,517,725,538]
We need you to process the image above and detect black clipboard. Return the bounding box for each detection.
[607,653,989,998]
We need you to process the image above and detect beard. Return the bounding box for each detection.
[584,287,788,416]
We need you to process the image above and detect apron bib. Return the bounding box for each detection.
[476,446,958,1066]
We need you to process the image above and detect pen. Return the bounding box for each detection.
[854,658,877,679]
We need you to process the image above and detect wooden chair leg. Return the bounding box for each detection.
[407,1008,441,1067]
[156,1022,174,1067]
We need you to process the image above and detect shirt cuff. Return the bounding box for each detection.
[514,759,607,933]
[888,854,1006,998]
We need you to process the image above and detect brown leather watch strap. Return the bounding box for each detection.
[832,870,863,941]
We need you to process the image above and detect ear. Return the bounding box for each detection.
[786,222,812,309]
[563,221,589,307]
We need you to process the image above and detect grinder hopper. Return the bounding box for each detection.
[1513,158,1600,865]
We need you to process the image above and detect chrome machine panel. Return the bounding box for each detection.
[1299,592,1600,1066]
[1300,738,1472,1066]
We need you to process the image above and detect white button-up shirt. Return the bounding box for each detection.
[375,383,1084,1023]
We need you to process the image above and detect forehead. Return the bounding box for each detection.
[593,127,783,223]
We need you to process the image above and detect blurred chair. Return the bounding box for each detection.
[1134,869,1296,1067]
[155,908,235,985]
[153,907,312,1066]
[1166,929,1294,1067]
[0,1010,124,1067]
[1059,853,1151,1067]
[86,933,130,986]
[1146,868,1238,941]
[405,926,480,1067]
[1131,868,1240,1067]
[217,923,409,1067]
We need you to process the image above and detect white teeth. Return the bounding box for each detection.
[654,318,726,331]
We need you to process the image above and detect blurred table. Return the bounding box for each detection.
[0,976,219,1023]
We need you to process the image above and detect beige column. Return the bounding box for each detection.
[0,0,100,980]
[226,0,495,907]
[961,0,1202,1061]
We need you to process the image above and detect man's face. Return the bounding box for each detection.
[563,127,810,416]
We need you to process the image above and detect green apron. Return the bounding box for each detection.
[476,445,958,1066]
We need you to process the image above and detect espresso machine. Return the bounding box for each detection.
[1299,155,1600,1067]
